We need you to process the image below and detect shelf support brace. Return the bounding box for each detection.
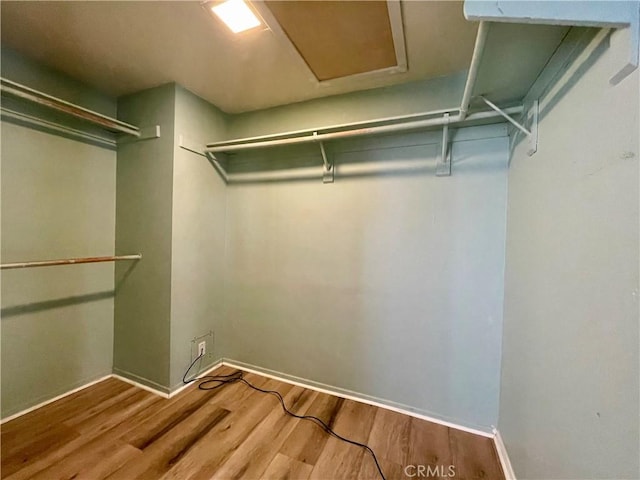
[481,96,538,156]
[314,132,333,184]
[480,96,531,136]
[436,113,451,176]
[204,151,229,184]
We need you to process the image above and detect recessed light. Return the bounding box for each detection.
[211,0,261,34]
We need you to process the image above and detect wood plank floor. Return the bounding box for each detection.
[1,366,504,480]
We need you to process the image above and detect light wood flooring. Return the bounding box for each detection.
[1,366,504,479]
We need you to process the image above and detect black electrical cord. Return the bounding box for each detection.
[183,354,386,480]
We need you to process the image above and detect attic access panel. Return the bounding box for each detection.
[262,0,407,82]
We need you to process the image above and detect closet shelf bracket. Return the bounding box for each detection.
[524,100,539,156]
[481,96,539,156]
[314,131,334,184]
[480,96,530,136]
[435,113,451,176]
[118,125,161,144]
[207,151,230,184]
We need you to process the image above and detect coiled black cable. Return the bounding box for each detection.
[183,354,386,480]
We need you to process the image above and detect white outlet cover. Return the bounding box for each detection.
[191,331,214,362]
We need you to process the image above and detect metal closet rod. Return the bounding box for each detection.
[205,105,524,152]
[206,22,494,154]
[212,106,461,147]
[0,78,140,137]
[0,254,142,270]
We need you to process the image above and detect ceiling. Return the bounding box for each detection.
[0,1,569,114]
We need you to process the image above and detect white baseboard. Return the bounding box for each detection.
[111,374,170,399]
[2,359,226,423]
[2,358,498,444]
[221,358,494,438]
[1,374,113,425]
[113,359,225,399]
[493,428,517,480]
[168,360,224,398]
[111,367,172,397]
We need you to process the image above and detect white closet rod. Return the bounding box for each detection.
[206,22,494,154]
[0,107,117,147]
[0,78,140,137]
[206,105,522,152]
[1,254,142,270]
[210,106,460,148]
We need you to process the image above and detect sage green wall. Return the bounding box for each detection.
[114,84,176,391]
[500,29,639,478]
[222,124,509,431]
[169,86,228,389]
[114,84,230,392]
[1,48,116,417]
[227,73,466,139]
[0,47,114,115]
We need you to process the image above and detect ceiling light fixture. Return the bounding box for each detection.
[211,0,262,34]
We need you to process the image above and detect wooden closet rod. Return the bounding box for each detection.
[0,254,142,270]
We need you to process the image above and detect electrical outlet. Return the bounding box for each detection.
[191,331,214,363]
